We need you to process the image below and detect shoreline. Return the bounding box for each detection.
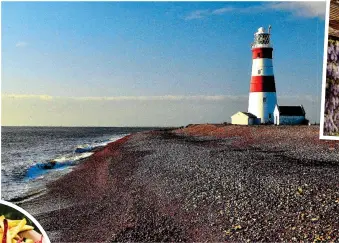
[17,125,339,242]
[4,133,132,203]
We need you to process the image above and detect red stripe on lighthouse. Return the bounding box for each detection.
[252,48,273,59]
[250,76,276,92]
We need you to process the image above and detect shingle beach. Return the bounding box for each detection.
[18,125,339,242]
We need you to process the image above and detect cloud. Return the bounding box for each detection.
[184,10,211,20]
[266,2,326,19]
[2,94,246,102]
[2,94,319,103]
[15,41,28,47]
[3,94,53,100]
[1,94,321,126]
[212,7,236,15]
[184,2,326,21]
[75,95,246,102]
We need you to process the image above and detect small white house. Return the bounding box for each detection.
[231,112,259,125]
[274,105,306,125]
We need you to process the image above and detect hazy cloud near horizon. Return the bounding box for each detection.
[185,2,326,20]
[2,95,321,126]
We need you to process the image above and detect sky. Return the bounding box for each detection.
[1,1,326,126]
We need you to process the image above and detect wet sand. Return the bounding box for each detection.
[18,125,339,242]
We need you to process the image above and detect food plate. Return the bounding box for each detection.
[0,201,50,243]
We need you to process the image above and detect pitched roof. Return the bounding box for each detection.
[231,111,257,119]
[276,105,305,116]
[240,112,257,118]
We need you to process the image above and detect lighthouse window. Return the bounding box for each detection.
[263,97,267,103]
[257,53,261,58]
[258,70,261,74]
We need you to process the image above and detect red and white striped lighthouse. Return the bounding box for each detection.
[248,26,277,124]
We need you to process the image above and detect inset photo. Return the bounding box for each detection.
[0,200,50,243]
[322,0,339,138]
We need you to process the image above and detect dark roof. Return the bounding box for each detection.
[241,112,257,118]
[276,105,305,116]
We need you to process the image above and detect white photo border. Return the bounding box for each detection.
[320,0,339,140]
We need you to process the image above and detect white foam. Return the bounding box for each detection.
[76,144,91,149]
[76,134,127,151]
[110,134,128,141]
[54,152,94,163]
[56,135,128,163]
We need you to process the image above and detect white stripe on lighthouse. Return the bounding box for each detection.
[251,58,274,76]
[251,57,274,78]
[251,67,274,76]
[252,58,273,68]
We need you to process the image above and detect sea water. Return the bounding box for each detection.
[1,126,156,201]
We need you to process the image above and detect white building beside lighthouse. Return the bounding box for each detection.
[273,105,307,125]
[231,26,307,126]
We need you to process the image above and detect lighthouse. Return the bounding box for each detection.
[248,26,277,124]
[231,26,307,126]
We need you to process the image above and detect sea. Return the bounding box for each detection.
[1,126,157,201]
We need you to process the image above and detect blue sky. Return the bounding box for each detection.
[1,2,326,126]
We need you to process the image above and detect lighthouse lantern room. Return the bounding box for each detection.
[248,26,277,124]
